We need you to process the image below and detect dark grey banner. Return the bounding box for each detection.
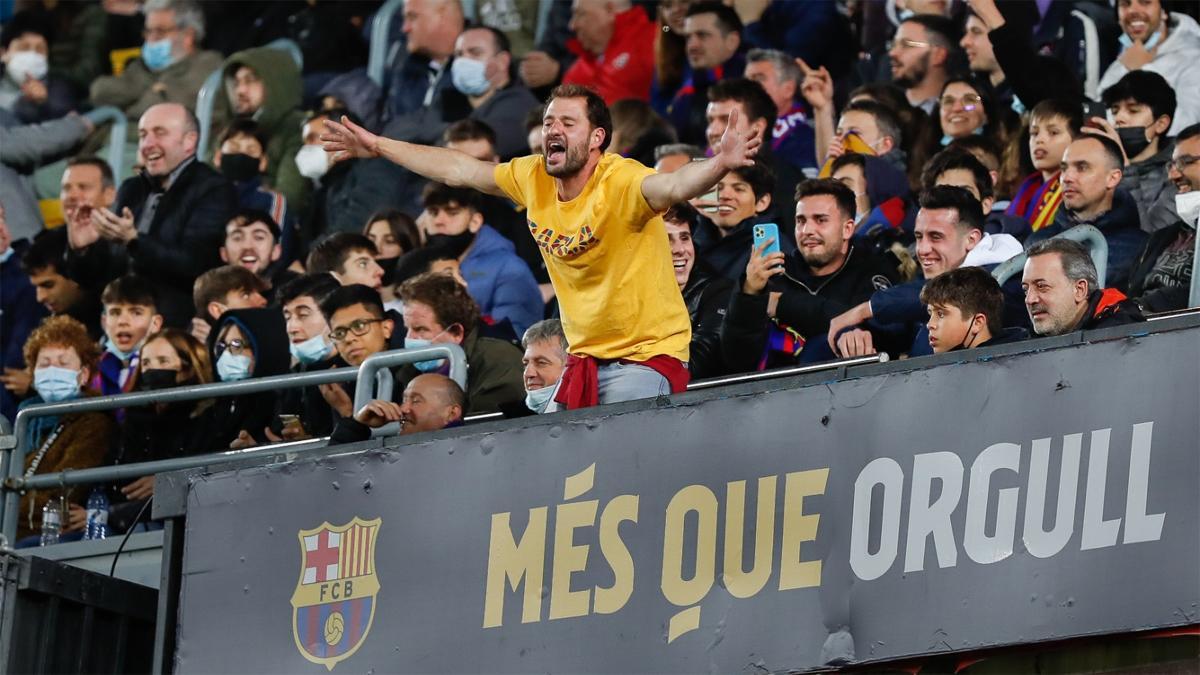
[174,328,1200,673]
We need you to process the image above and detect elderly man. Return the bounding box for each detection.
[90,0,222,129]
[335,373,466,443]
[384,0,465,123]
[1023,238,1144,336]
[65,102,237,327]
[520,318,568,414]
[560,0,657,104]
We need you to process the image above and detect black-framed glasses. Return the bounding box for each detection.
[330,318,384,342]
[215,338,248,356]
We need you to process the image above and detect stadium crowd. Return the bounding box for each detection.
[0,0,1198,540]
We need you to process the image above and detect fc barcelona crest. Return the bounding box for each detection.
[290,517,382,670]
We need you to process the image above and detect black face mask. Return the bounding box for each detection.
[220,153,262,183]
[377,256,400,287]
[1117,126,1150,159]
[140,368,181,390]
[425,231,476,258]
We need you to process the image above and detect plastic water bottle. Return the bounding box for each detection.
[40,499,62,546]
[84,488,109,541]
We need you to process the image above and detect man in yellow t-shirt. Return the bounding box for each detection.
[322,84,763,408]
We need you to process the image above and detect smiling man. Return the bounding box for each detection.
[692,159,779,281]
[323,82,763,409]
[63,102,237,328]
[721,179,899,373]
[218,208,297,296]
[665,203,733,379]
[1023,238,1144,336]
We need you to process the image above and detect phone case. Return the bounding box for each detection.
[752,223,782,257]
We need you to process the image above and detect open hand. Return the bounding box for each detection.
[319,383,355,419]
[354,400,403,429]
[66,205,101,249]
[1082,116,1130,165]
[712,106,763,172]
[320,115,380,162]
[0,367,31,396]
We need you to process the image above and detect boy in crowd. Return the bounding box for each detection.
[274,273,342,440]
[306,233,385,292]
[190,265,268,342]
[921,266,1026,353]
[95,276,164,397]
[1007,98,1082,233]
[1100,70,1178,232]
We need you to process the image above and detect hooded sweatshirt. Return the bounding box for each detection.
[218,47,309,219]
[1099,13,1200,134]
[208,307,290,447]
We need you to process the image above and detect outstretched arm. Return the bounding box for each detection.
[641,107,762,212]
[321,116,504,196]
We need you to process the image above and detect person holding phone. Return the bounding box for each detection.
[721,179,901,374]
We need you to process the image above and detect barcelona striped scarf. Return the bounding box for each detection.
[1006,172,1064,232]
[758,320,807,370]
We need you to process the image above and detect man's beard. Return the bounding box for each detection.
[545,142,588,178]
[800,240,838,269]
[893,52,930,89]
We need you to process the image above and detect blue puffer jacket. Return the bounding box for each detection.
[1026,188,1147,292]
[460,225,543,338]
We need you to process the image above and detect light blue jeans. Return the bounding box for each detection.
[545,361,671,412]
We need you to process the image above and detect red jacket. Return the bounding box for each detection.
[562,6,656,103]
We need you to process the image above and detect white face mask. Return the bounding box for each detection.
[295,144,331,180]
[5,50,48,84]
[1175,190,1200,229]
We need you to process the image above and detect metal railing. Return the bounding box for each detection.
[82,106,128,179]
[0,345,465,544]
[368,0,406,87]
[1190,221,1200,308]
[992,224,1109,288]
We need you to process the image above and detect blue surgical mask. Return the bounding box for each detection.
[1010,95,1027,116]
[451,57,491,96]
[404,335,447,373]
[525,384,557,414]
[1119,28,1163,51]
[141,38,176,72]
[0,247,13,265]
[104,338,138,363]
[216,351,252,381]
[34,366,81,403]
[290,334,334,365]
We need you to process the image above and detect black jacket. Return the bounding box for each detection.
[1128,221,1193,313]
[721,244,900,373]
[276,353,344,439]
[694,214,797,283]
[1075,288,1146,332]
[682,262,734,379]
[65,159,237,327]
[208,307,290,448]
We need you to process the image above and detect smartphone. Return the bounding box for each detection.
[752,222,782,257]
[279,414,302,430]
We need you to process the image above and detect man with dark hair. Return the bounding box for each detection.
[219,208,298,295]
[693,158,780,280]
[323,81,763,409]
[706,78,800,224]
[829,186,999,359]
[419,182,541,336]
[274,273,343,440]
[922,146,1031,244]
[306,232,385,291]
[722,178,901,372]
[668,1,747,145]
[315,284,397,434]
[1101,70,1179,231]
[21,228,102,340]
[560,0,656,105]
[889,14,960,113]
[1023,238,1144,336]
[664,203,733,379]
[1027,135,1148,292]
[1127,122,1200,312]
[395,272,523,414]
[64,102,238,328]
[921,266,1025,352]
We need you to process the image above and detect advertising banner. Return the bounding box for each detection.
[174,329,1199,673]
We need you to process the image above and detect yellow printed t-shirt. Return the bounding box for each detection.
[493,153,691,362]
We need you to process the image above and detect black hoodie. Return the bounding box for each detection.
[208,307,290,447]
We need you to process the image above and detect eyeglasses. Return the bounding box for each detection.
[1170,155,1199,173]
[142,25,179,40]
[940,93,983,110]
[330,318,384,342]
[215,338,248,356]
[887,37,932,51]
